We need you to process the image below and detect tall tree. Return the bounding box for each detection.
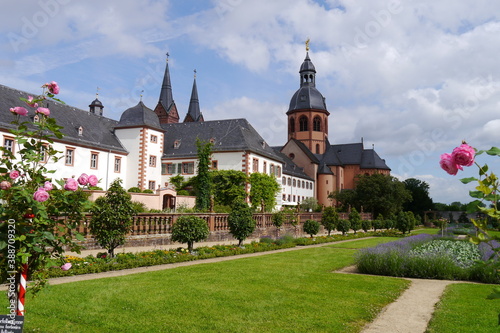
[249,172,280,212]
[194,138,213,211]
[211,170,247,206]
[90,178,135,257]
[321,206,339,236]
[403,178,434,218]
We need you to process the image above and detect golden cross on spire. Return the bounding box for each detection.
[140,90,144,101]
[305,38,310,52]
[166,52,170,62]
[194,69,197,79]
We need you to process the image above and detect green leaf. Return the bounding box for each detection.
[75,233,85,241]
[469,190,485,199]
[460,177,477,184]
[0,240,7,250]
[486,147,500,156]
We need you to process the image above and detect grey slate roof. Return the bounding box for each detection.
[161,118,283,162]
[184,78,203,122]
[116,101,162,130]
[320,142,390,170]
[272,148,314,180]
[159,61,175,113]
[0,84,127,153]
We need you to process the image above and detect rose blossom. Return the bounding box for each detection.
[0,181,11,190]
[60,263,72,271]
[451,143,475,167]
[440,153,462,175]
[26,96,38,108]
[10,106,28,116]
[88,175,98,187]
[77,173,89,186]
[9,170,20,179]
[35,107,50,116]
[64,178,78,191]
[44,81,60,95]
[33,188,50,202]
[43,181,53,191]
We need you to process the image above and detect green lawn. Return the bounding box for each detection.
[427,283,500,333]
[3,239,410,333]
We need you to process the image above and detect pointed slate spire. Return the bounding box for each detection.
[184,69,204,122]
[159,53,174,112]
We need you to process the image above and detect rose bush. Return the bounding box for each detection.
[0,82,98,314]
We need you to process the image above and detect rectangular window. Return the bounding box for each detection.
[149,155,157,167]
[263,161,267,174]
[90,152,99,169]
[150,135,158,143]
[252,158,258,173]
[211,160,218,170]
[177,163,182,174]
[277,166,281,177]
[3,137,14,154]
[65,147,74,166]
[114,157,121,173]
[40,144,49,163]
[182,162,195,174]
[148,181,156,190]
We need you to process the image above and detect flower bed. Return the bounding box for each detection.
[46,232,378,278]
[356,234,500,283]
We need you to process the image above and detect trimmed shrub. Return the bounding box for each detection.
[128,187,141,193]
[349,208,362,234]
[303,219,320,238]
[361,219,372,232]
[171,215,210,252]
[321,206,338,236]
[228,201,256,246]
[143,189,154,194]
[336,219,351,236]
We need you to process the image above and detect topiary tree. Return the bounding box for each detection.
[348,208,362,234]
[385,213,396,230]
[372,214,384,232]
[228,201,256,246]
[272,211,285,237]
[361,219,372,232]
[395,211,415,234]
[90,178,136,257]
[321,206,339,236]
[303,219,320,238]
[171,215,210,252]
[336,219,351,235]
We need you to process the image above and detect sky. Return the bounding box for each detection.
[1,0,500,205]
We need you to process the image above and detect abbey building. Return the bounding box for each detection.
[0,50,389,209]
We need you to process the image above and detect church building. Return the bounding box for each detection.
[0,46,389,209]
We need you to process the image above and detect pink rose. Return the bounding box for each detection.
[26,96,38,108]
[88,175,98,187]
[0,181,11,190]
[35,107,50,116]
[10,106,28,116]
[61,263,72,271]
[9,170,19,179]
[44,81,60,95]
[33,188,50,202]
[77,173,89,186]
[440,153,462,175]
[451,143,475,167]
[43,181,53,191]
[64,178,78,191]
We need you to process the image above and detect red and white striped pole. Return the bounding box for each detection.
[17,264,28,316]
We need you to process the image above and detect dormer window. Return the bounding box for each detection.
[33,115,40,123]
[78,126,83,136]
[209,138,215,144]
[173,140,181,149]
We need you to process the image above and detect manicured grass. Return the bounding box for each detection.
[328,237,398,249]
[427,283,500,332]
[3,240,410,333]
[411,228,439,235]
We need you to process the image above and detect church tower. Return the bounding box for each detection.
[183,70,204,122]
[287,41,329,154]
[154,53,180,124]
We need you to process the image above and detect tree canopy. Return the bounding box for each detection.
[211,170,247,206]
[403,178,433,217]
[249,173,280,212]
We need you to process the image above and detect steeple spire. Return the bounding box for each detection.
[159,53,174,112]
[184,69,204,122]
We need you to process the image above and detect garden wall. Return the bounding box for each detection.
[73,212,372,250]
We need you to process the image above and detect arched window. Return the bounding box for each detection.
[316,144,320,154]
[290,118,295,132]
[313,116,321,131]
[299,116,308,131]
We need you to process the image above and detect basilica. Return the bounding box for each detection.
[0,49,390,209]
